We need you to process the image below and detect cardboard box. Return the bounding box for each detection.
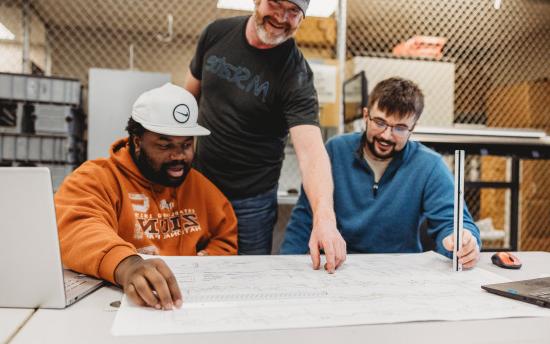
[520,199,550,236]
[520,198,550,251]
[295,17,336,46]
[479,156,550,250]
[487,80,550,129]
[520,160,550,201]
[484,82,550,250]
[479,157,507,230]
[308,59,339,128]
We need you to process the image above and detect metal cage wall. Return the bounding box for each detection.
[1,0,549,250]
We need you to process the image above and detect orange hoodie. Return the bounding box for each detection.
[55,138,237,284]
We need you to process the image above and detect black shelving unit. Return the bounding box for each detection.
[412,131,550,251]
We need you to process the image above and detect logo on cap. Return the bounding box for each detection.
[173,104,190,124]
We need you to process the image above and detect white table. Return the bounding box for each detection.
[10,252,550,344]
[0,308,34,343]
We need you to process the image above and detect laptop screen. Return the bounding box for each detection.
[0,167,68,308]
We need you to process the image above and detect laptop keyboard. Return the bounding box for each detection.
[529,287,550,299]
[65,277,87,291]
[64,276,88,300]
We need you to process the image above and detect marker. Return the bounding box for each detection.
[453,150,464,272]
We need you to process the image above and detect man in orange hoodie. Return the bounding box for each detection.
[55,83,238,310]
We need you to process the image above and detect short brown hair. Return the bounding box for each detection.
[367,77,424,121]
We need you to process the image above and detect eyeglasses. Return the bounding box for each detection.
[266,0,302,20]
[368,115,413,138]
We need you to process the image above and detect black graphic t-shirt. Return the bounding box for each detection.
[190,16,319,199]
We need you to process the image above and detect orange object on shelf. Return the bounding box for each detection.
[392,36,447,60]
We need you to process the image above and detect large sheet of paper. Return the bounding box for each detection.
[112,252,550,335]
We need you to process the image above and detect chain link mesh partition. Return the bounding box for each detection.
[1,0,336,92]
[347,0,550,251]
[347,0,550,128]
[0,0,336,253]
[1,0,549,250]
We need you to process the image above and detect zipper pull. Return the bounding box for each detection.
[372,183,378,197]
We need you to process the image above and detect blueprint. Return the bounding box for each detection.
[112,252,550,335]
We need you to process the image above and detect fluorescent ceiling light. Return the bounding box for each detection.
[217,0,337,18]
[0,21,15,40]
[217,0,253,12]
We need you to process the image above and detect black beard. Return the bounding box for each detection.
[134,148,191,187]
[366,136,397,160]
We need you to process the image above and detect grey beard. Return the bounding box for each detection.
[255,22,290,46]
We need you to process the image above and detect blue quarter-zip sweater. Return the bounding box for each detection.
[281,132,481,258]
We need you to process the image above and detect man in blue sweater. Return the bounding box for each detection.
[281,77,481,268]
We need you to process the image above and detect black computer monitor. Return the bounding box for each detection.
[342,71,368,124]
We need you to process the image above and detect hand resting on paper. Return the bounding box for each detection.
[308,218,347,274]
[114,255,182,310]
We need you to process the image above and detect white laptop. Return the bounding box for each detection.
[0,167,104,309]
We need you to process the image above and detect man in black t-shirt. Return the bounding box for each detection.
[184,0,346,272]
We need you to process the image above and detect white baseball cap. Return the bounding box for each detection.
[131,83,210,137]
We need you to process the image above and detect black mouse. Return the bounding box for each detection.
[491,252,522,269]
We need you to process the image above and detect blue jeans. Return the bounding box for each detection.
[230,186,278,255]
